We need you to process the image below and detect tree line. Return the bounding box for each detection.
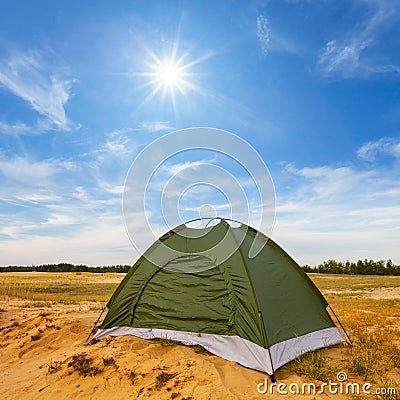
[301,259,400,275]
[0,263,131,273]
[0,259,399,275]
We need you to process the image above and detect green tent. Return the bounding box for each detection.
[92,219,346,378]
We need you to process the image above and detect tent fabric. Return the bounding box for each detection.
[93,219,345,375]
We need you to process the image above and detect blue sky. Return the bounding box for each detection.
[0,0,399,266]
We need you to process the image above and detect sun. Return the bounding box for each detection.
[157,62,181,88]
[144,52,193,102]
[153,58,187,92]
[138,44,206,106]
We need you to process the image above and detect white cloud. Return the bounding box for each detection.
[284,163,376,198]
[317,1,399,78]
[91,128,140,164]
[139,121,173,133]
[42,213,76,226]
[0,147,135,266]
[99,182,124,195]
[0,153,84,215]
[274,153,400,264]
[105,136,130,155]
[0,155,61,185]
[0,217,134,266]
[357,137,400,161]
[257,14,270,55]
[0,49,77,131]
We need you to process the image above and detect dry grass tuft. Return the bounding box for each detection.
[68,353,103,377]
[102,357,116,367]
[128,370,136,384]
[46,360,63,373]
[155,372,178,389]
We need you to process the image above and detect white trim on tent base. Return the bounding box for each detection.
[93,326,344,375]
[270,327,344,370]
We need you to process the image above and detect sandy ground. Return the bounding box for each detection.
[0,298,384,400]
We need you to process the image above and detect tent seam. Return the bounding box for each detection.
[224,220,267,349]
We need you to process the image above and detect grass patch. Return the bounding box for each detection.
[0,272,124,303]
[150,338,212,356]
[284,349,333,381]
[22,301,54,308]
[151,338,178,347]
[308,274,400,386]
[310,274,400,291]
[347,348,375,379]
[191,345,212,355]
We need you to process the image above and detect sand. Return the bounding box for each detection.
[0,298,375,400]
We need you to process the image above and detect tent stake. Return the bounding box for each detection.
[328,305,353,346]
[84,305,106,345]
[259,310,277,383]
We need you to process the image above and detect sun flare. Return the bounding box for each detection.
[147,55,191,100]
[139,45,204,105]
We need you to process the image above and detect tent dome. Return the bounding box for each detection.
[93,219,345,377]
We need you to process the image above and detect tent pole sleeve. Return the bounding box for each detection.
[328,305,353,346]
[84,305,107,345]
[259,310,277,382]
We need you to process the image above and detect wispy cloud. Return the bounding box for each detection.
[0,117,70,136]
[0,154,72,186]
[0,121,35,135]
[0,153,78,207]
[318,39,366,77]
[105,131,133,156]
[357,137,400,161]
[257,14,270,55]
[0,49,77,131]
[317,1,399,78]
[91,128,140,168]
[139,121,173,133]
